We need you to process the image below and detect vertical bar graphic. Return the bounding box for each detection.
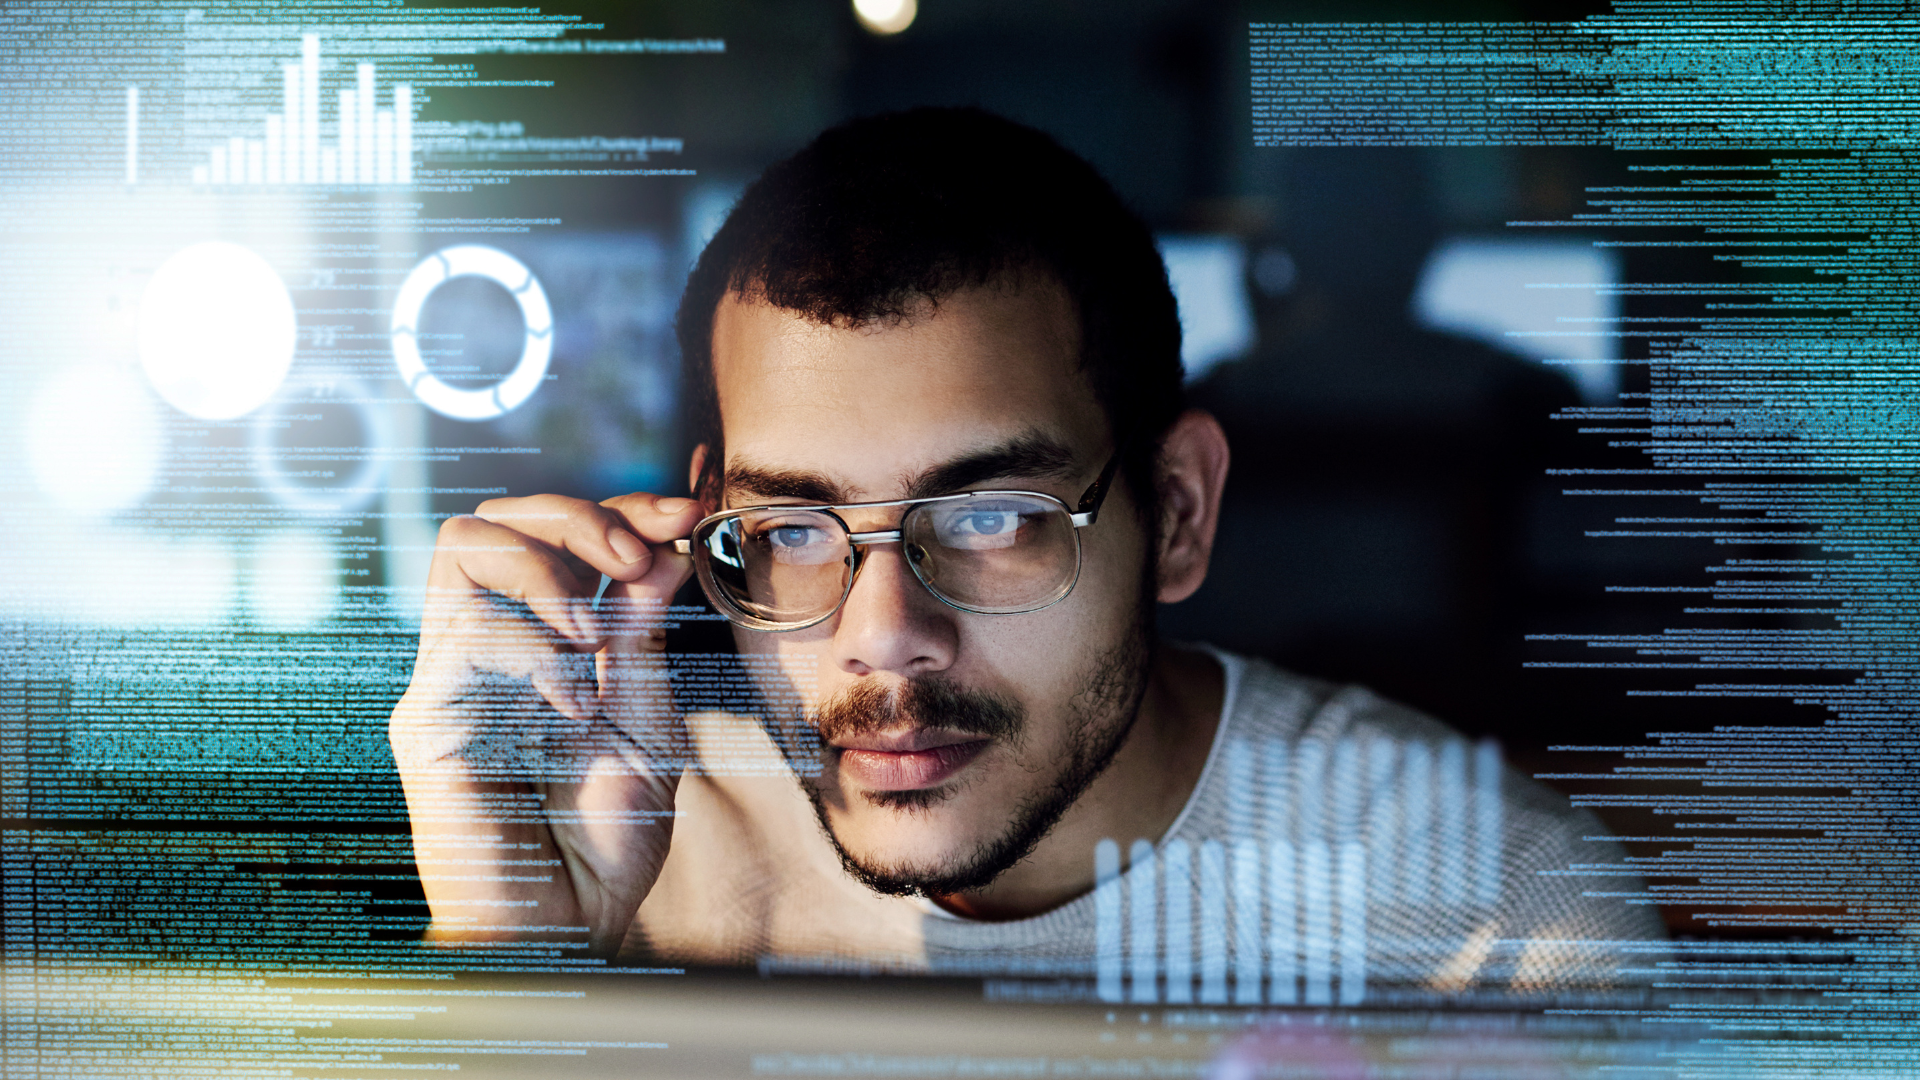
[1437,739,1468,904]
[1338,841,1367,1005]
[1267,838,1297,1004]
[1260,736,1291,838]
[375,109,394,184]
[1331,737,1362,847]
[301,34,320,184]
[1162,839,1193,1004]
[264,114,283,184]
[1231,839,1263,1004]
[1198,839,1228,1004]
[1475,738,1504,906]
[338,88,358,184]
[1262,736,1296,1005]
[357,63,375,183]
[1294,739,1326,847]
[395,84,413,183]
[1401,741,1432,904]
[1223,737,1254,835]
[283,63,301,183]
[1095,839,1123,1003]
[193,35,432,186]
[1128,839,1157,1004]
[1367,738,1399,905]
[1302,839,1332,1005]
[124,86,138,184]
[1296,735,1329,1006]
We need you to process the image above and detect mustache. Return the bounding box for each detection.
[810,677,1025,743]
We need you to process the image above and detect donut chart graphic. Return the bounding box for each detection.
[390,244,551,420]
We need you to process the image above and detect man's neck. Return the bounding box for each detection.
[930,643,1226,921]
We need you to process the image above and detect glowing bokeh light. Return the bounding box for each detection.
[854,0,916,35]
[137,240,297,419]
[26,364,165,515]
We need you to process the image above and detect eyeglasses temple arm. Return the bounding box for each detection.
[675,528,903,553]
[1073,453,1123,525]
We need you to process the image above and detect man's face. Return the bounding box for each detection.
[707,276,1155,896]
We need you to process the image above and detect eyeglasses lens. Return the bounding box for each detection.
[693,495,1081,628]
[902,495,1078,614]
[697,510,852,626]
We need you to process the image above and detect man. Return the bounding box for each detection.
[391,107,1659,998]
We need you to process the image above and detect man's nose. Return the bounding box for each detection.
[830,543,958,677]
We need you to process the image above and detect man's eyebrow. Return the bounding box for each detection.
[902,433,1081,500]
[723,433,1083,507]
[723,464,848,504]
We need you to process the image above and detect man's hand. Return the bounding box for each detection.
[388,492,704,956]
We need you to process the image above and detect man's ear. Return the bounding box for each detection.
[688,444,711,501]
[1153,409,1230,605]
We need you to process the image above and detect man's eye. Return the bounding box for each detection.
[769,525,825,548]
[933,507,1027,549]
[752,522,832,549]
[745,518,844,566]
[949,511,1019,537]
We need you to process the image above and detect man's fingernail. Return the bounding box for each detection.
[571,604,601,643]
[571,687,600,724]
[656,497,694,515]
[608,528,645,563]
[553,694,587,724]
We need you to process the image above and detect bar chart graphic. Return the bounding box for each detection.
[132,34,413,187]
[1093,735,1509,1005]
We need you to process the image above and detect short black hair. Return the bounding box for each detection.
[675,106,1185,524]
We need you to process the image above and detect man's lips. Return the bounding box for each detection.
[830,730,991,791]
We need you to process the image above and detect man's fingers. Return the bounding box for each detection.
[402,491,698,773]
[428,515,602,646]
[592,595,688,767]
[599,491,707,543]
[596,581,673,649]
[599,492,702,601]
[531,666,598,730]
[471,493,703,584]
[399,604,599,747]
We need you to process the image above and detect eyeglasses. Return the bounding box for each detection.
[672,455,1120,632]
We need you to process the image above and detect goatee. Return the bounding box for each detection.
[798,624,1151,899]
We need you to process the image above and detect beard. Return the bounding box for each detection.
[795,614,1153,900]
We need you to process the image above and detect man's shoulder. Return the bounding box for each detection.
[1217,647,1467,748]
[1209,647,1604,836]
[1202,647,1667,957]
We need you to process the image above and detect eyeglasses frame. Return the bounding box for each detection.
[672,453,1122,632]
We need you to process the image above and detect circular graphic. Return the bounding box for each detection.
[854,0,917,35]
[137,241,298,420]
[250,372,390,514]
[390,245,552,421]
